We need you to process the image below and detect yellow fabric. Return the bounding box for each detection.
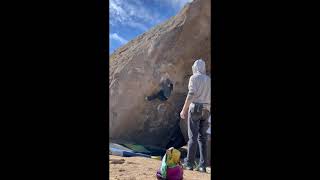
[160,147,182,178]
[166,147,181,167]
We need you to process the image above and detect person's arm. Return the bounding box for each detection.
[180,94,193,119]
[180,76,197,119]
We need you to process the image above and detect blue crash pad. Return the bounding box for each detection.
[110,147,151,158]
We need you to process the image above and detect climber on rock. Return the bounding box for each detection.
[180,59,211,173]
[145,78,173,101]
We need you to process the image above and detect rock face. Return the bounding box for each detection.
[109,0,211,148]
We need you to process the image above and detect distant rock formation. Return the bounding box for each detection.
[109,0,211,148]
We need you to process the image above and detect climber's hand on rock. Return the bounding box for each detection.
[180,110,188,120]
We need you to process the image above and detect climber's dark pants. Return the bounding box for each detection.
[185,107,210,167]
[147,90,168,101]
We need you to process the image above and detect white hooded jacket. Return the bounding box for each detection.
[188,59,211,111]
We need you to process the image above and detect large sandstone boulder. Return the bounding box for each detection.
[109,0,211,148]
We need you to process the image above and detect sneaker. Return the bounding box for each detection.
[182,162,193,170]
[198,167,206,173]
[194,164,207,173]
[206,167,211,173]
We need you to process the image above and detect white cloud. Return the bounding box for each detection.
[160,0,193,9]
[109,0,163,30]
[109,0,128,23]
[127,21,148,31]
[110,33,128,45]
[110,0,192,26]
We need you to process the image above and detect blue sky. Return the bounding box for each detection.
[109,0,192,54]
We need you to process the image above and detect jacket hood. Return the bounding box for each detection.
[192,59,206,75]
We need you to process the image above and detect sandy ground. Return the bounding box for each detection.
[109,155,211,180]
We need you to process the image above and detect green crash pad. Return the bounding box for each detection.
[110,143,133,152]
[122,144,151,154]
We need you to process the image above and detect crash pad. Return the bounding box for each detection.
[142,145,166,156]
[122,144,151,154]
[110,143,133,152]
[110,147,151,158]
[151,156,161,160]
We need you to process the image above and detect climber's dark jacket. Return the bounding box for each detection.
[146,78,173,101]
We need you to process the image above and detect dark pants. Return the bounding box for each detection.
[185,106,210,167]
[147,90,168,101]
